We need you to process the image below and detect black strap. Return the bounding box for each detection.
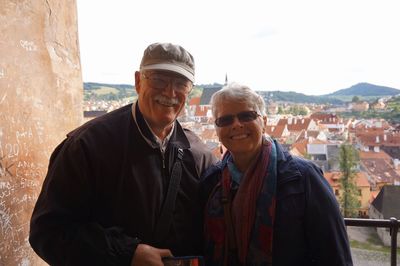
[154,148,184,243]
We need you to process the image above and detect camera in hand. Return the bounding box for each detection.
[162,256,204,266]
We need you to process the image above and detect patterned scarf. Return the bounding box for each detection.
[204,137,278,265]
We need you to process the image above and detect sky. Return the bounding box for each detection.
[76,0,400,95]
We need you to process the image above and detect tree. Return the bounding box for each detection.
[338,143,360,217]
[298,106,308,116]
[351,96,360,102]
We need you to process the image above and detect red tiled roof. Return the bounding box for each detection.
[194,106,209,117]
[356,172,370,187]
[360,154,400,184]
[297,130,321,140]
[310,113,339,123]
[370,190,380,203]
[324,171,370,188]
[306,130,320,138]
[265,125,286,138]
[290,138,308,156]
[359,150,392,160]
[353,120,391,132]
[356,132,400,147]
[290,147,304,157]
[277,118,312,132]
[188,97,201,106]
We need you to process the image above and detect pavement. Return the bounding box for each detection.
[347,226,399,265]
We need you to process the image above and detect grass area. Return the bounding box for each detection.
[349,227,400,256]
[350,239,392,253]
[92,86,119,95]
[366,234,384,246]
[350,239,400,257]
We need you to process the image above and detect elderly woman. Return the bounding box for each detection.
[201,83,353,266]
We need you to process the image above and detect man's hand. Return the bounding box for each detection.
[131,243,173,266]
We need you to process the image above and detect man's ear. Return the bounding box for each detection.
[134,71,141,93]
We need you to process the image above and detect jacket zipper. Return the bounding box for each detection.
[161,148,165,169]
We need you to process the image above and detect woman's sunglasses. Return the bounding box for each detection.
[215,111,260,127]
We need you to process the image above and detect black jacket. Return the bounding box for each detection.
[29,104,216,266]
[201,140,353,266]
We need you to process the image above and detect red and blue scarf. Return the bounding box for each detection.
[204,137,277,265]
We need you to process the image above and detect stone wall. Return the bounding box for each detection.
[0,0,82,264]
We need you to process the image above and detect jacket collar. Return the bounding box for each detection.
[131,102,190,149]
[168,123,191,149]
[215,139,302,183]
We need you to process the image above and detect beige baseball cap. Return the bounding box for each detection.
[140,42,195,83]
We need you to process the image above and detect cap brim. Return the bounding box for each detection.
[141,63,195,83]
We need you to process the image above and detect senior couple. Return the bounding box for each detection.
[30,42,353,265]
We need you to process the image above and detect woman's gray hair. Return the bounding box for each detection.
[210,82,266,118]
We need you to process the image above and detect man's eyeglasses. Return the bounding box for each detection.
[215,111,260,127]
[141,72,192,94]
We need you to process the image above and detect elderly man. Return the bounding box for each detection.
[30,43,216,266]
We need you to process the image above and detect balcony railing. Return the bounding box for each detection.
[344,217,399,266]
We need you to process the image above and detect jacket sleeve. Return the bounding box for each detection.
[29,137,140,266]
[303,161,353,266]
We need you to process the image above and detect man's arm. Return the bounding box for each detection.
[29,138,140,265]
[303,162,353,266]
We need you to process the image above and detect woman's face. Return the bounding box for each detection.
[214,100,265,158]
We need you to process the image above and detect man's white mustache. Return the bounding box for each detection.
[154,95,179,106]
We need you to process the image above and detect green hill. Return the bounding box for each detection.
[83,82,136,101]
[258,90,344,105]
[84,82,134,91]
[83,82,400,104]
[327,82,400,96]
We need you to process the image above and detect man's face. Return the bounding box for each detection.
[135,70,191,131]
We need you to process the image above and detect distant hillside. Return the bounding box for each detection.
[83,82,136,101]
[327,83,400,96]
[259,90,344,105]
[83,82,400,104]
[84,82,134,90]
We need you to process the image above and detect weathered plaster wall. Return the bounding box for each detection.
[0,0,83,264]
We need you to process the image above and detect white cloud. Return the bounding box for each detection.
[77,0,400,95]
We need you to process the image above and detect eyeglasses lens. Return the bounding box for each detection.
[144,73,191,93]
[237,111,258,122]
[215,111,259,127]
